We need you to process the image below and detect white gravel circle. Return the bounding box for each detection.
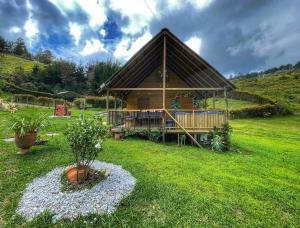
[17,161,136,222]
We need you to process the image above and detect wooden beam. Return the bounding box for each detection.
[167,32,234,88]
[110,87,224,91]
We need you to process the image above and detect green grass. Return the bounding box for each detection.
[0,54,45,76]
[233,69,300,112]
[0,107,299,227]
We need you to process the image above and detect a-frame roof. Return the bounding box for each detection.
[99,28,235,95]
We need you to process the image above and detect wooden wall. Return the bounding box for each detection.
[126,65,195,109]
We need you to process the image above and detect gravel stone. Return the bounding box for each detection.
[17,161,136,222]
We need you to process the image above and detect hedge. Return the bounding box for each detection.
[74,96,116,109]
[4,82,54,98]
[228,90,276,105]
[230,104,292,119]
[37,96,53,107]
[14,94,36,104]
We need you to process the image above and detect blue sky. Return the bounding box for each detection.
[0,0,300,75]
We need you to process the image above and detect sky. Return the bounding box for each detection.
[0,0,300,75]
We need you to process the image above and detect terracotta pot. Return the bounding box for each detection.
[114,132,121,140]
[66,165,89,183]
[15,132,37,155]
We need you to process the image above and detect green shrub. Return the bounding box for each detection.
[140,128,162,142]
[64,116,108,168]
[11,113,48,136]
[85,96,115,108]
[211,135,225,151]
[74,98,85,109]
[208,123,232,151]
[230,104,292,119]
[121,128,135,138]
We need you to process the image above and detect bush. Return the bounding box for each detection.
[74,98,85,109]
[140,128,162,142]
[208,123,232,151]
[229,104,292,119]
[11,113,48,136]
[64,116,108,168]
[37,96,53,106]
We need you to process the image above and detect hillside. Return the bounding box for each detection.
[233,69,300,112]
[0,53,45,76]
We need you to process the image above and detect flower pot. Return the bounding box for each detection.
[66,165,89,183]
[15,132,37,155]
[114,132,121,140]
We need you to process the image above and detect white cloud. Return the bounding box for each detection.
[49,0,106,28]
[24,0,38,40]
[114,31,152,60]
[109,0,157,34]
[190,0,214,9]
[80,39,107,56]
[185,36,202,54]
[9,26,21,33]
[24,19,38,38]
[69,22,81,45]
[100,29,106,37]
[164,0,213,11]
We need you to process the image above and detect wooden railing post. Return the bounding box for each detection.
[224,87,228,122]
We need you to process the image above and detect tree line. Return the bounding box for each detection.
[0,35,121,95]
[232,61,300,80]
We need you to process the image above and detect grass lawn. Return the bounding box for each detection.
[0,107,299,227]
[0,54,45,76]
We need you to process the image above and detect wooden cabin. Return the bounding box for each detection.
[99,28,235,146]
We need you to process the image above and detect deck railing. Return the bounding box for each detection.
[109,109,225,131]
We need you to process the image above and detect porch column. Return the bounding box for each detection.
[213,91,216,109]
[106,89,110,124]
[162,32,167,143]
[114,93,117,109]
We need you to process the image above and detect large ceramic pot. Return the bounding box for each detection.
[15,132,37,155]
[66,165,89,183]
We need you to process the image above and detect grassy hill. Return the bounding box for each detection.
[233,69,300,112]
[0,53,45,75]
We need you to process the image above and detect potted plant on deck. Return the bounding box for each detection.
[64,115,108,183]
[11,113,48,154]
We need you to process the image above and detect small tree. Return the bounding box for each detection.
[65,116,108,170]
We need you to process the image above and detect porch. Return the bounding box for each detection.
[109,109,226,133]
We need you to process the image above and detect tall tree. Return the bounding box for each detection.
[87,59,121,95]
[0,36,7,52]
[13,38,29,57]
[35,49,54,64]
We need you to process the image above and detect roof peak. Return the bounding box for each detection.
[161,27,170,33]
